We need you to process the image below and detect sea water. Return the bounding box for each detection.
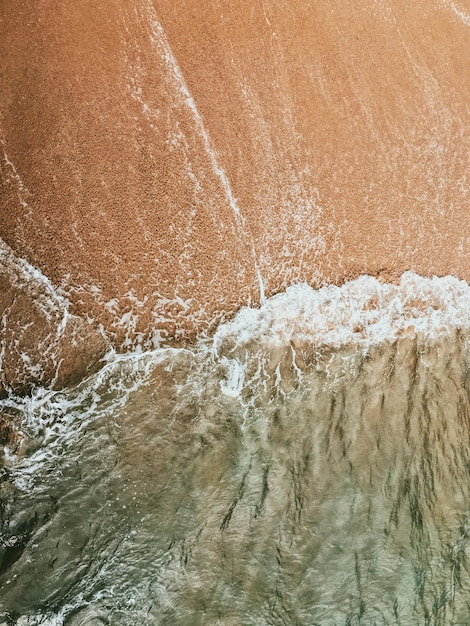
[2,273,470,625]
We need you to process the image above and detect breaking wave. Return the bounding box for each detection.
[2,272,470,624]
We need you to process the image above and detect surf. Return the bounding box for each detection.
[2,273,470,624]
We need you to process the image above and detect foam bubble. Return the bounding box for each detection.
[3,271,470,475]
[212,272,470,354]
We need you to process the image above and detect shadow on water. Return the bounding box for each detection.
[3,278,470,624]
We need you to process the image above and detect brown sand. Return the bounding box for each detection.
[1,0,470,387]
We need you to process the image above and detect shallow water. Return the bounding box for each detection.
[3,274,470,625]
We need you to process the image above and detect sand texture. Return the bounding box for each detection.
[1,0,470,386]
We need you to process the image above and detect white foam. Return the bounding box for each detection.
[1,347,188,488]
[446,1,470,27]
[1,138,31,212]
[219,356,248,398]
[0,238,70,322]
[207,271,470,411]
[212,272,470,354]
[3,271,470,476]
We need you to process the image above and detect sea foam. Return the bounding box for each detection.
[212,272,470,354]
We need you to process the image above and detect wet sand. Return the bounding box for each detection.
[1,0,470,382]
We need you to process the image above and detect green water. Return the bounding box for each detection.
[3,277,470,624]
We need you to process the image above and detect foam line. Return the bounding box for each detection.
[145,4,265,302]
